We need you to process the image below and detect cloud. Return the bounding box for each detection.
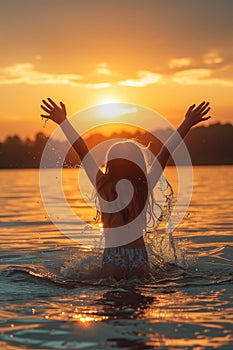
[0,63,112,88]
[203,51,223,65]
[95,62,113,76]
[0,62,116,89]
[84,62,119,87]
[0,62,232,89]
[169,58,192,69]
[173,69,211,84]
[0,63,163,88]
[118,70,163,87]
[84,82,112,89]
[173,68,233,86]
[0,63,84,85]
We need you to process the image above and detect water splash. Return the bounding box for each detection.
[59,175,188,281]
[145,175,187,270]
[41,117,49,128]
[60,248,103,280]
[144,231,187,273]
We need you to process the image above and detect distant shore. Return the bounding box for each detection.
[0,123,232,168]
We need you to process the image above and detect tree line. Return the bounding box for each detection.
[0,123,232,168]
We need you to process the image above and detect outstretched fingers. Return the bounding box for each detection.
[194,102,211,120]
[48,97,59,108]
[200,106,211,116]
[42,99,53,109]
[187,104,196,112]
[200,101,210,111]
[40,98,60,116]
[60,101,66,112]
[201,116,211,121]
[40,97,67,124]
[40,113,49,118]
[40,104,51,114]
[186,101,212,126]
[195,101,209,112]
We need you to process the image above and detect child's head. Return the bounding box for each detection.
[95,139,169,231]
[104,140,148,181]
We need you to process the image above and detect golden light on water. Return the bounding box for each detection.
[73,313,108,324]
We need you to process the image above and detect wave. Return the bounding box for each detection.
[0,257,232,290]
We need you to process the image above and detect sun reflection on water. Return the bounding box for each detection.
[73,313,108,324]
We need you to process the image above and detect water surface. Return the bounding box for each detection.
[0,166,232,349]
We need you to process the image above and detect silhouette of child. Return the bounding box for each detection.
[41,98,211,280]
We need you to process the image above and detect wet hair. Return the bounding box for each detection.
[104,140,147,178]
[94,139,162,230]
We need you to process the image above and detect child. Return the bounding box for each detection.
[40,98,211,280]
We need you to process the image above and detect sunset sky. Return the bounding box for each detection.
[0,0,233,140]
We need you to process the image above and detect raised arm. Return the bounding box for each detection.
[40,98,104,187]
[148,101,211,189]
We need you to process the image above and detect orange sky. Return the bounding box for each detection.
[0,0,233,141]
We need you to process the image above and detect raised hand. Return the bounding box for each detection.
[185,101,211,127]
[40,98,67,125]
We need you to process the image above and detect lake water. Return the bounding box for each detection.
[0,166,232,350]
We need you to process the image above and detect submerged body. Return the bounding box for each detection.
[102,246,149,280]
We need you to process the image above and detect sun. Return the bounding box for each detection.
[98,104,123,118]
[98,96,120,105]
[95,95,123,119]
